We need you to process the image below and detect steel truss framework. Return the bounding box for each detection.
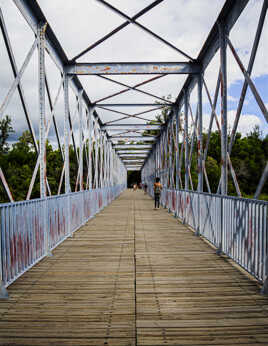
[0,0,267,293]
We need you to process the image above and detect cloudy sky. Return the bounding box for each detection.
[0,0,267,147]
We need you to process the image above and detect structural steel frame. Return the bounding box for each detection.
[0,0,267,293]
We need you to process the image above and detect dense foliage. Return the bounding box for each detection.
[0,115,267,203]
[0,115,79,202]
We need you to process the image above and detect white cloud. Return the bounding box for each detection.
[0,0,267,142]
[203,110,262,137]
[228,95,238,102]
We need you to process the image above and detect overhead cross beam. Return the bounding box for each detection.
[114,144,153,150]
[66,62,201,75]
[97,107,150,123]
[123,160,145,164]
[95,0,195,61]
[102,124,161,131]
[117,150,150,154]
[110,136,156,141]
[95,75,169,104]
[120,154,148,158]
[103,105,167,125]
[71,0,164,61]
[96,103,169,107]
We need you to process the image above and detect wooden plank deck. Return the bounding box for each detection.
[0,189,268,345]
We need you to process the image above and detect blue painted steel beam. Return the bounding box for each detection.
[120,154,148,158]
[114,144,152,150]
[96,104,169,107]
[66,62,201,75]
[102,124,161,131]
[117,150,150,154]
[110,136,156,141]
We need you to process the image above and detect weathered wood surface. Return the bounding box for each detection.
[0,190,267,345]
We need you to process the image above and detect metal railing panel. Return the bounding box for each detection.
[148,186,267,284]
[0,184,125,287]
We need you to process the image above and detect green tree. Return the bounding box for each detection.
[0,115,14,153]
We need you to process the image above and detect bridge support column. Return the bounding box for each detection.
[219,20,228,196]
[38,22,52,257]
[196,74,203,236]
[216,20,228,255]
[87,107,94,189]
[78,89,83,192]
[38,22,47,199]
[63,73,72,237]
[184,90,189,224]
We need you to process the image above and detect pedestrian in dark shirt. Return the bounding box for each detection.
[153,177,162,209]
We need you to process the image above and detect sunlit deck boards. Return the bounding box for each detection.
[0,190,268,345]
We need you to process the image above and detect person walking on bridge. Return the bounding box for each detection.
[153,177,162,209]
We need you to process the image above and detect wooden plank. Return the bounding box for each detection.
[0,190,268,345]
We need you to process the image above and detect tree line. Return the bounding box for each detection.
[0,114,268,203]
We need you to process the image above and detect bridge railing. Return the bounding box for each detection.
[0,185,125,288]
[149,187,268,286]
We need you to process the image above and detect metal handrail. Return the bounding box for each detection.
[0,185,125,290]
[147,186,268,293]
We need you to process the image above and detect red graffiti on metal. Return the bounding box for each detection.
[99,192,103,209]
[248,216,253,251]
[25,232,30,267]
[172,191,176,211]
[180,194,184,216]
[10,235,15,276]
[18,233,23,270]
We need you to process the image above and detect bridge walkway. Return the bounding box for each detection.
[0,190,268,345]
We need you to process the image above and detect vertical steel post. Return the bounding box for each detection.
[64,72,72,236]
[175,106,179,190]
[64,73,70,194]
[105,138,108,203]
[164,130,168,188]
[156,141,159,184]
[197,75,203,193]
[184,90,190,224]
[88,108,93,189]
[38,22,51,257]
[168,122,172,191]
[105,137,108,187]
[108,142,112,187]
[95,124,99,189]
[100,133,103,188]
[219,21,228,195]
[103,137,107,187]
[216,21,228,254]
[78,90,83,191]
[38,22,47,199]
[196,74,203,236]
[184,90,189,191]
[154,145,157,183]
